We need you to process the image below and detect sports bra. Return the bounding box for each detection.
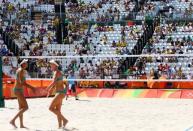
[55,71,63,82]
[55,76,63,81]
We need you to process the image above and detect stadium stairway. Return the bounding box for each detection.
[118,16,160,77]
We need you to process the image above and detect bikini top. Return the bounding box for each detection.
[55,71,63,82]
[16,71,26,83]
[55,76,63,81]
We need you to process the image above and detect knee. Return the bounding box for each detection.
[24,105,28,111]
[21,106,28,111]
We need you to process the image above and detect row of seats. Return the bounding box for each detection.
[143,22,193,77]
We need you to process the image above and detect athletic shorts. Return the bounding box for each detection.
[69,84,76,93]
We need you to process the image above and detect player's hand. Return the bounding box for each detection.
[46,92,50,97]
[46,87,50,91]
[46,88,51,97]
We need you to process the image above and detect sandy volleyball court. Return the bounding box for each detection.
[1,98,193,131]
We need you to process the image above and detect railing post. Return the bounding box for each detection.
[0,57,5,108]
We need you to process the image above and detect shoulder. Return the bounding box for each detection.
[53,71,57,76]
[16,68,22,74]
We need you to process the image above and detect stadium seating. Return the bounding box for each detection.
[1,0,193,80]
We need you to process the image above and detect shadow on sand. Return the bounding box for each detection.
[185,125,193,131]
[63,127,79,131]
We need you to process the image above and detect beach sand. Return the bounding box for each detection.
[1,97,193,131]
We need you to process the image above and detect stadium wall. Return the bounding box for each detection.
[3,79,193,99]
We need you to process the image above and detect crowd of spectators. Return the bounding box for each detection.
[0,0,59,56]
[1,0,193,82]
[66,0,135,22]
[136,0,158,20]
[141,21,193,80]
[0,34,14,56]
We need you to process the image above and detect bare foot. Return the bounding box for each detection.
[58,125,62,129]
[63,119,68,128]
[10,120,17,128]
[58,126,63,129]
[66,96,68,100]
[20,125,28,128]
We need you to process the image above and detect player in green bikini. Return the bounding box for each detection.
[46,60,68,129]
[10,59,36,128]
